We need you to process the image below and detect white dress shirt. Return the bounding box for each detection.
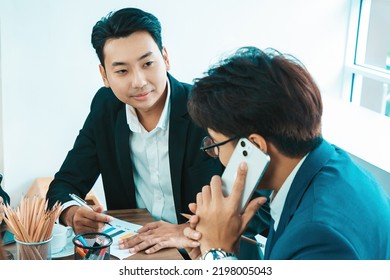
[126,79,178,224]
[270,154,308,231]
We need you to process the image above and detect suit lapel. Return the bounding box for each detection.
[266,140,335,258]
[115,106,136,208]
[264,217,275,259]
[167,74,190,215]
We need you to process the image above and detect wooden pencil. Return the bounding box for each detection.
[2,195,62,259]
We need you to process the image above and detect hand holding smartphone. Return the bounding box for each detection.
[221,138,270,212]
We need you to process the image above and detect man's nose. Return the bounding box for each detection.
[131,70,147,88]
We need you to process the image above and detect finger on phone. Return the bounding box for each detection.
[231,161,248,201]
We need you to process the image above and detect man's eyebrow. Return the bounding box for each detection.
[110,52,153,67]
[138,51,153,61]
[111,62,127,67]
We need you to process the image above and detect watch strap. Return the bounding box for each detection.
[200,248,237,260]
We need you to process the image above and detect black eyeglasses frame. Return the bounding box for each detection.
[200,136,240,158]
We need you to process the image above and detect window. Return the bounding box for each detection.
[344,0,390,117]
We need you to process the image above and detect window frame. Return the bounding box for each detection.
[343,0,390,108]
[322,0,390,176]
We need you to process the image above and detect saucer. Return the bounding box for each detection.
[51,233,75,259]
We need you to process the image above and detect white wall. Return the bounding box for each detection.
[0,0,359,206]
[322,95,390,194]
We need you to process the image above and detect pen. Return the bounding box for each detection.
[76,236,89,247]
[240,235,258,246]
[69,193,113,226]
[75,246,87,258]
[180,213,192,220]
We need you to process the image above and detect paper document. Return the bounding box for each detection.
[102,218,143,260]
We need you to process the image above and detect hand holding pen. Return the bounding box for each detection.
[69,193,114,227]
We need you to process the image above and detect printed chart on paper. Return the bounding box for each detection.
[102,218,142,259]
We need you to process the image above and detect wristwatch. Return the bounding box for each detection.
[201,248,237,260]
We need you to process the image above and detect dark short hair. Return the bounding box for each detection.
[91,7,163,66]
[188,47,323,157]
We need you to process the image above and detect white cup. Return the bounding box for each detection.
[51,224,73,255]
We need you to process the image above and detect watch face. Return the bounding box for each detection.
[202,249,227,260]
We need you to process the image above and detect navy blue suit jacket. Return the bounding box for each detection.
[265,140,390,259]
[46,74,223,223]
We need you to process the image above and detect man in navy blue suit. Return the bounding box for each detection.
[183,46,390,260]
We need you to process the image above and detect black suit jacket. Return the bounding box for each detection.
[46,74,223,223]
[0,174,10,206]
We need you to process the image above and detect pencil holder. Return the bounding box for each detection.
[15,237,52,260]
[72,232,112,260]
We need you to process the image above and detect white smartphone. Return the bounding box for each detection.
[221,138,270,212]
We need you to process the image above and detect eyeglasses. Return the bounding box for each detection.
[200,136,239,158]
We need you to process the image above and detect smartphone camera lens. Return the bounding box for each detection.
[240,140,245,147]
[243,150,248,156]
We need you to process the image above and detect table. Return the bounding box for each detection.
[1,208,184,260]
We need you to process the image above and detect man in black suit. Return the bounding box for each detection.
[0,174,10,225]
[0,174,9,205]
[46,8,223,254]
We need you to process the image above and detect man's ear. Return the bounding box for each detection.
[248,133,268,154]
[162,47,171,71]
[99,64,110,88]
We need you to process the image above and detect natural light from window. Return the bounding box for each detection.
[345,0,390,117]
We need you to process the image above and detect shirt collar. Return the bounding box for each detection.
[126,78,171,133]
[270,154,308,231]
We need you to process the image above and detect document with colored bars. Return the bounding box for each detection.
[102,218,142,259]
